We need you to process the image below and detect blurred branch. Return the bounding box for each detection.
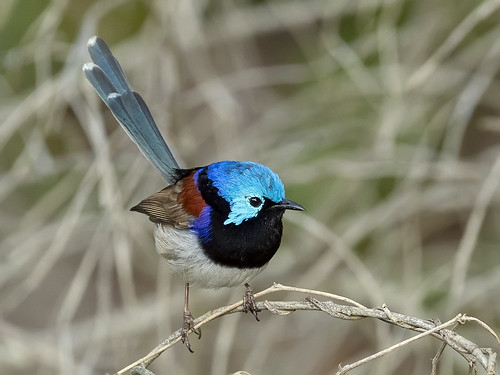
[115,284,499,375]
[406,0,500,90]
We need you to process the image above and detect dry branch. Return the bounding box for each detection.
[115,284,499,375]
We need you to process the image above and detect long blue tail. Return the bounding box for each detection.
[83,36,179,183]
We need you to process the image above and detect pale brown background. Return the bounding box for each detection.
[1,0,500,374]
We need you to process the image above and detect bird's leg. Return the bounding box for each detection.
[181,282,201,353]
[243,282,260,321]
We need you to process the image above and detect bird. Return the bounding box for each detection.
[83,36,304,352]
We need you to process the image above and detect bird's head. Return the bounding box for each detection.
[194,161,303,226]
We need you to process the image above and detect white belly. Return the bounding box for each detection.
[153,224,266,289]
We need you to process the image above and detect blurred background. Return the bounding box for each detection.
[1,0,500,374]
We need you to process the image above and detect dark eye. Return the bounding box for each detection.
[249,197,262,207]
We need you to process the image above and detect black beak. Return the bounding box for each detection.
[276,198,305,211]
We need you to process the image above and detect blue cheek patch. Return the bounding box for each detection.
[224,197,260,225]
[192,205,212,243]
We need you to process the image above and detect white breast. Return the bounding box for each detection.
[153,224,266,289]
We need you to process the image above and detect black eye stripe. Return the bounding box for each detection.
[249,197,262,207]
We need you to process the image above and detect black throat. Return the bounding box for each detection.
[200,207,285,269]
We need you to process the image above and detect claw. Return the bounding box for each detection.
[243,283,261,321]
[181,310,201,353]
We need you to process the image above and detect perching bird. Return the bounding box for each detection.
[83,36,304,352]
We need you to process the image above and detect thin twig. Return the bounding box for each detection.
[467,316,500,346]
[336,315,463,374]
[431,320,461,375]
[431,340,448,375]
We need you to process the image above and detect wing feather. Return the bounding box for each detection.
[131,181,193,229]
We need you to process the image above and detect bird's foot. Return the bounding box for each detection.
[181,311,201,353]
[243,283,260,321]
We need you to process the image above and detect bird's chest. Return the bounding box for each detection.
[152,224,266,288]
[199,211,284,269]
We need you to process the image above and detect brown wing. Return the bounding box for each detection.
[130,180,193,229]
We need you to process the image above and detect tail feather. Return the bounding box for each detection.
[83,36,179,183]
[87,36,131,93]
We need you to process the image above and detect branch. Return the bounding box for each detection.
[115,283,499,375]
